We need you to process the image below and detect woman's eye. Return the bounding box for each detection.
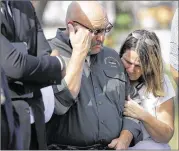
[126,60,132,65]
[135,65,141,68]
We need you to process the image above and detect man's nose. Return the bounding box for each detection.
[96,32,104,41]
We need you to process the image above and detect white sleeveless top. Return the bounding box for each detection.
[137,74,176,140]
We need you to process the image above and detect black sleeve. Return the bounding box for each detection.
[0,34,62,84]
[53,79,76,115]
[34,3,52,56]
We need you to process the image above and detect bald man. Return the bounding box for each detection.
[46,1,142,150]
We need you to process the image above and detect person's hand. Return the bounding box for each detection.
[108,130,133,150]
[68,23,92,57]
[108,138,128,150]
[50,49,60,56]
[123,96,146,120]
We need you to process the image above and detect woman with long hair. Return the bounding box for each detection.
[119,29,175,149]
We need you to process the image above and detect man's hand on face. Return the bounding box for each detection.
[68,23,92,57]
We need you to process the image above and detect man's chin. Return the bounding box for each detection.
[90,46,102,55]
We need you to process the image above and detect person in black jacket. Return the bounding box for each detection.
[1,0,63,87]
[0,0,63,149]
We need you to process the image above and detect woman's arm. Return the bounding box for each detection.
[141,99,174,143]
[124,98,174,143]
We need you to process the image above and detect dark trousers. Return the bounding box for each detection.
[1,101,31,150]
[11,90,47,150]
[12,101,31,149]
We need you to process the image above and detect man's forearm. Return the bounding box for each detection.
[64,52,86,98]
[50,48,86,98]
[118,130,133,148]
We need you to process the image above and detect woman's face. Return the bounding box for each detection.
[121,49,142,81]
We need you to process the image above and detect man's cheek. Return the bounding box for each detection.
[91,40,96,47]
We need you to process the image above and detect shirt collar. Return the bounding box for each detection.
[55,28,72,49]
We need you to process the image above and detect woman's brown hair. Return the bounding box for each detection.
[119,29,164,97]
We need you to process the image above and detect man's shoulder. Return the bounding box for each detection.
[102,46,119,56]
[48,36,72,65]
[12,1,34,12]
[48,37,71,53]
[101,46,121,61]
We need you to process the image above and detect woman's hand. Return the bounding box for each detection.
[123,96,147,121]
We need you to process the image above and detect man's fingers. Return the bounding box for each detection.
[68,23,75,36]
[124,100,131,108]
[108,138,118,148]
[115,142,127,150]
[123,111,127,116]
[84,31,92,48]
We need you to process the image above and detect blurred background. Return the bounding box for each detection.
[32,1,178,149]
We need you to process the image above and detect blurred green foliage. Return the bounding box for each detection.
[115,13,132,29]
